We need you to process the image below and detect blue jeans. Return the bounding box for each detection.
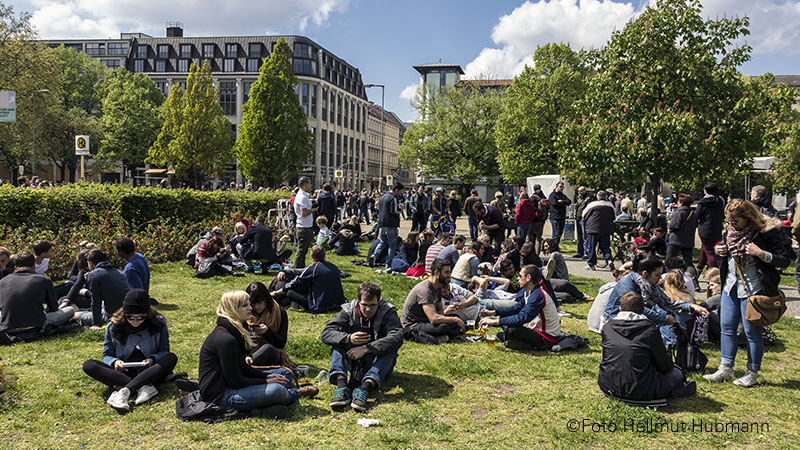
[468,216,479,241]
[575,219,586,257]
[375,227,398,268]
[390,257,410,273]
[720,289,763,372]
[328,346,397,388]
[516,224,531,242]
[586,233,612,266]
[550,219,565,244]
[218,368,300,411]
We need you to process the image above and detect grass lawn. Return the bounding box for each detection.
[2,248,800,449]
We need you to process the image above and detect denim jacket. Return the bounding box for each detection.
[603,272,690,325]
[102,316,170,366]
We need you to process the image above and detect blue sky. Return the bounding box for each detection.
[13,0,800,122]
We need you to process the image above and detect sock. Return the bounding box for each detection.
[359,379,377,393]
[336,375,347,388]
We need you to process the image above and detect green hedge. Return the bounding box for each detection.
[0,185,291,279]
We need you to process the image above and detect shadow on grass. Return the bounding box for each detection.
[376,371,454,405]
[662,394,726,413]
[758,378,800,390]
[154,303,180,311]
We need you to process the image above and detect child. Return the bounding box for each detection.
[33,240,54,275]
[316,216,330,246]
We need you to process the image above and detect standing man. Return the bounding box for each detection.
[695,182,725,272]
[474,202,506,254]
[293,176,317,268]
[431,187,446,229]
[317,183,338,226]
[583,191,616,271]
[573,186,592,259]
[463,189,482,241]
[372,182,404,270]
[410,186,427,232]
[548,181,572,245]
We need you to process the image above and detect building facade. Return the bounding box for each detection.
[366,104,405,188]
[45,23,371,188]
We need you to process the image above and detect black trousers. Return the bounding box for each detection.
[550,278,584,303]
[251,344,281,366]
[83,353,178,391]
[503,326,554,351]
[666,245,694,271]
[404,322,462,342]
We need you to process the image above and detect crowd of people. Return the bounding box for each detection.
[1,177,799,419]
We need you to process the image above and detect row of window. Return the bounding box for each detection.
[85,42,128,56]
[319,130,366,171]
[132,58,264,73]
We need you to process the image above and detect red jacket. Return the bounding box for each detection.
[515,198,535,225]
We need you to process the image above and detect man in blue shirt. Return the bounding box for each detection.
[115,237,150,293]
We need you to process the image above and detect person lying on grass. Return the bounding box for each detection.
[82,289,177,413]
[321,282,403,412]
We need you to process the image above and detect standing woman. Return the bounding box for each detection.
[515,193,534,243]
[447,190,461,224]
[245,282,290,367]
[198,291,315,418]
[704,199,789,387]
[82,289,177,413]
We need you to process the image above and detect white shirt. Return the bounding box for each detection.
[35,258,49,275]
[294,189,313,228]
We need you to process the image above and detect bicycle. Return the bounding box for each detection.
[611,220,638,264]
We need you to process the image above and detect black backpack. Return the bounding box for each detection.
[673,318,708,373]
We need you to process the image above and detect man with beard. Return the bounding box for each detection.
[401,258,465,344]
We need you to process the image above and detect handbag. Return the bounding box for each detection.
[734,260,786,327]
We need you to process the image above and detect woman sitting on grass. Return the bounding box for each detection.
[541,239,569,281]
[82,289,177,413]
[245,282,290,368]
[663,269,693,303]
[198,290,316,419]
[390,231,419,274]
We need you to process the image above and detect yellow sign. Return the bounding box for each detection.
[386,175,393,184]
[335,169,343,178]
[75,135,90,155]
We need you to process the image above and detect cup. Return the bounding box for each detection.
[466,320,476,331]
[486,334,496,348]
[296,364,309,382]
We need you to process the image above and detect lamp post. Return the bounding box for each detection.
[31,89,50,177]
[364,84,385,189]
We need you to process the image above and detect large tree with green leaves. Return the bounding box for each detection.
[51,45,107,115]
[97,69,163,177]
[495,43,590,185]
[236,37,312,186]
[147,61,234,186]
[400,82,503,185]
[556,0,773,221]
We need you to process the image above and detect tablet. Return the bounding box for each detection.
[121,361,148,369]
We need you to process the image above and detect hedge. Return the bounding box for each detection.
[0,185,291,279]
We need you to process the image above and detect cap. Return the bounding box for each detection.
[123,289,151,315]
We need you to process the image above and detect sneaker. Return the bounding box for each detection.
[435,335,450,344]
[608,262,615,271]
[330,387,352,407]
[583,295,595,302]
[496,331,506,342]
[671,380,697,398]
[585,264,596,271]
[703,365,734,382]
[79,288,90,297]
[581,255,589,260]
[557,307,573,318]
[572,254,584,259]
[733,370,758,387]
[411,330,439,345]
[367,255,376,268]
[544,258,557,281]
[250,404,289,419]
[795,314,800,320]
[106,387,130,412]
[299,385,319,398]
[134,384,158,406]
[599,261,609,268]
[289,301,305,311]
[351,387,369,412]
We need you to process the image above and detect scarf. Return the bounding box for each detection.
[633,272,677,314]
[726,226,758,258]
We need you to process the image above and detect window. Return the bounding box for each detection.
[226,43,237,58]
[356,140,360,171]
[329,131,335,168]
[321,87,328,122]
[180,44,192,58]
[337,94,342,126]
[108,42,128,55]
[301,83,309,117]
[86,43,106,56]
[356,103,361,132]
[178,81,186,91]
[247,58,260,72]
[343,135,348,166]
[219,81,237,116]
[137,45,148,58]
[203,44,215,58]
[155,60,166,72]
[248,43,262,58]
[310,85,317,119]
[349,137,354,167]
[362,140,366,171]
[158,44,170,59]
[224,59,235,72]
[344,99,349,129]
[134,60,145,72]
[336,134,341,166]
[350,101,354,129]
[155,82,168,97]
[244,81,254,104]
[321,131,327,166]
[101,59,120,69]
[178,59,190,72]
[64,43,83,52]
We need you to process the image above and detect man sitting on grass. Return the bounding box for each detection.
[115,237,150,293]
[74,249,130,330]
[401,258,465,344]
[270,245,344,314]
[321,282,403,412]
[598,292,696,401]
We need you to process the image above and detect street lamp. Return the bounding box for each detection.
[31,89,50,177]
[364,84,385,189]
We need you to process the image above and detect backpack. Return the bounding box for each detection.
[195,257,222,278]
[533,199,549,222]
[175,390,245,423]
[673,321,708,373]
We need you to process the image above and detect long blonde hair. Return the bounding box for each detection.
[724,198,770,232]
[217,290,254,349]
[663,270,693,303]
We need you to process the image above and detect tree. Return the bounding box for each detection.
[51,45,107,115]
[556,0,770,222]
[38,106,102,181]
[399,82,503,185]
[759,75,800,195]
[236,37,312,186]
[147,61,234,186]
[97,69,163,178]
[495,43,590,185]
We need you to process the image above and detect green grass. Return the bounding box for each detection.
[1,248,800,449]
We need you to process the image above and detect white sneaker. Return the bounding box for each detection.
[557,307,573,318]
[435,335,450,344]
[134,384,158,405]
[733,370,758,388]
[79,288,90,297]
[703,365,734,382]
[106,387,130,412]
[544,258,557,281]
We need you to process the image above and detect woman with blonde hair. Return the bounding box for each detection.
[198,290,315,418]
[663,269,693,303]
[704,199,789,387]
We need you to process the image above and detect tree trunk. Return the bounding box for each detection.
[649,173,660,226]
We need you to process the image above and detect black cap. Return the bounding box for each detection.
[123,289,151,315]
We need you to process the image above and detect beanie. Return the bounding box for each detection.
[123,289,151,315]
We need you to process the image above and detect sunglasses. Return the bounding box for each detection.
[125,315,147,322]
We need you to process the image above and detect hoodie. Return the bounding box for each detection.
[317,191,338,224]
[667,205,698,248]
[695,194,725,241]
[598,311,675,400]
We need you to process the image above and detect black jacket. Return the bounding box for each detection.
[667,205,698,248]
[752,196,778,218]
[317,192,338,225]
[0,268,58,332]
[598,313,676,401]
[548,191,571,221]
[583,200,615,235]
[696,195,725,241]
[199,317,268,403]
[239,223,278,263]
[717,221,790,297]
[320,299,403,355]
[86,262,130,326]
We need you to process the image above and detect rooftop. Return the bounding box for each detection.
[413,62,465,75]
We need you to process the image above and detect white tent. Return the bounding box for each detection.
[526,175,574,201]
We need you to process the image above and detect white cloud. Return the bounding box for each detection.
[400,83,419,101]
[464,0,800,80]
[29,0,350,39]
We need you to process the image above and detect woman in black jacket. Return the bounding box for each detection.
[695,183,725,272]
[704,199,789,387]
[245,282,290,367]
[198,290,315,418]
[666,194,698,271]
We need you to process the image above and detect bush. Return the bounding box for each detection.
[0,185,291,279]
